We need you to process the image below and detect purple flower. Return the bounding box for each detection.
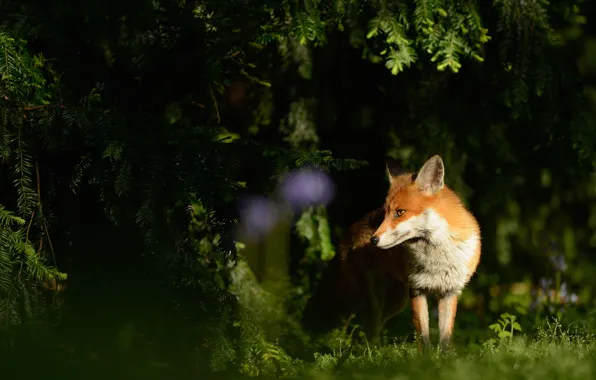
[237,196,280,241]
[559,282,568,300]
[550,255,567,272]
[539,277,553,291]
[530,288,545,310]
[278,168,335,210]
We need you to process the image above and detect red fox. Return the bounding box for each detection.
[302,155,481,352]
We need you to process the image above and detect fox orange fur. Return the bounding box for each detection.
[303,155,481,352]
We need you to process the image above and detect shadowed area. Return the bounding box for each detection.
[1,0,596,378]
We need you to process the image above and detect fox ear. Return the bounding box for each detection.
[415,155,444,195]
[385,156,405,185]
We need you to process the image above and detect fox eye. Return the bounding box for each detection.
[394,209,406,218]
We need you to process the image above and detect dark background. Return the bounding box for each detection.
[1,0,596,377]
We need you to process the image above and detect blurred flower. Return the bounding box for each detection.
[549,240,560,252]
[559,282,568,300]
[237,195,280,241]
[278,167,335,210]
[530,288,545,311]
[569,294,579,304]
[550,255,567,272]
[539,277,552,291]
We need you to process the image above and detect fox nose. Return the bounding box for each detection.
[370,235,379,245]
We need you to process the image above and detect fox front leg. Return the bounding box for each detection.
[410,292,431,353]
[438,293,458,352]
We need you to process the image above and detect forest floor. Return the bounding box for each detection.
[4,318,596,379]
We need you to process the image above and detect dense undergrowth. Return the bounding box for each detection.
[1,1,596,379]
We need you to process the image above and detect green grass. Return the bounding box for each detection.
[3,318,596,379]
[304,335,596,380]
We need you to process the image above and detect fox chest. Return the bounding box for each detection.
[405,238,477,296]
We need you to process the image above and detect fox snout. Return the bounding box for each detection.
[370,235,379,245]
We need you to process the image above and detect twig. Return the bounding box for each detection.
[35,159,41,204]
[209,85,221,124]
[35,160,58,266]
[25,210,35,240]
[342,313,355,333]
[22,104,64,111]
[23,105,47,111]
[43,220,57,267]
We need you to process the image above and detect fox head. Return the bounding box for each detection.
[370,155,448,249]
